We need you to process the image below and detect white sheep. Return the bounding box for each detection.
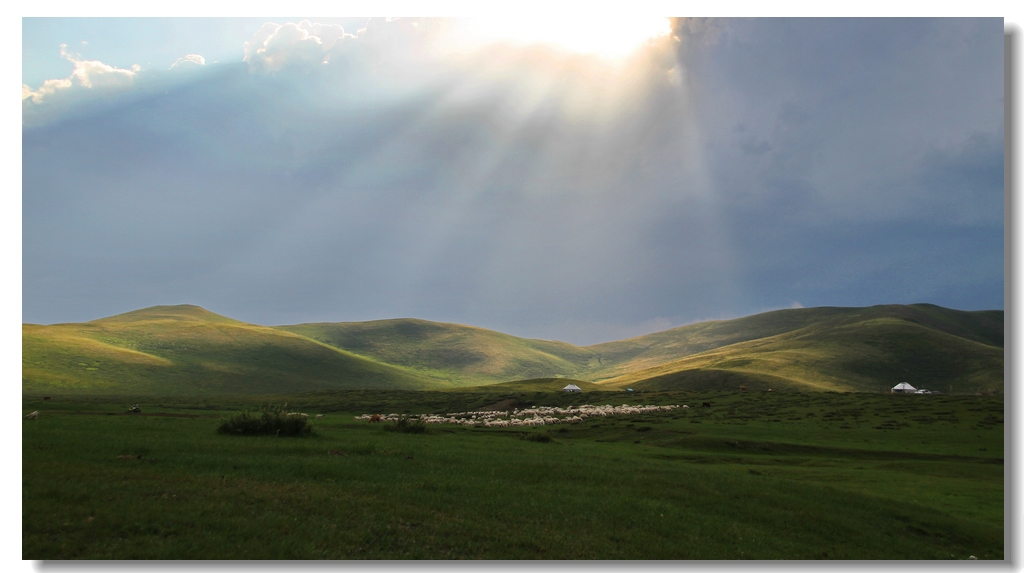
[356,403,683,428]
[25,411,38,419]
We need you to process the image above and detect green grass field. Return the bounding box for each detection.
[23,390,1003,560]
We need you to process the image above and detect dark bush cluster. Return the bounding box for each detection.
[384,416,428,434]
[217,404,313,437]
[522,433,552,443]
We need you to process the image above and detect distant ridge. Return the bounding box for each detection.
[93,304,243,324]
[596,307,1003,393]
[23,304,1003,396]
[582,304,1003,385]
[23,305,441,395]
[278,318,598,386]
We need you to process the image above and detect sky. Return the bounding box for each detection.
[21,16,1006,345]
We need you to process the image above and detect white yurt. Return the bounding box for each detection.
[562,384,582,393]
[891,382,917,394]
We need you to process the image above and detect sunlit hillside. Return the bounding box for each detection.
[23,305,439,395]
[585,304,1003,393]
[23,303,1003,396]
[279,319,599,385]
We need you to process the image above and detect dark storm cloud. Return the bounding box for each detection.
[655,18,1005,325]
[22,18,1004,344]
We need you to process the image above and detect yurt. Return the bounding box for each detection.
[891,382,917,394]
[562,384,582,393]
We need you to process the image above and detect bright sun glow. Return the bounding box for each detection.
[455,16,672,58]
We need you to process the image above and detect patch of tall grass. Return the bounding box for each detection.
[217,404,313,437]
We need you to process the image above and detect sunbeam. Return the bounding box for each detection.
[452,16,671,59]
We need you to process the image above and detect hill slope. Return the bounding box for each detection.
[278,319,599,385]
[23,305,440,395]
[595,306,1003,393]
[23,303,1003,395]
[583,304,1003,382]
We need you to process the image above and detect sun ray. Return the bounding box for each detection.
[451,16,671,60]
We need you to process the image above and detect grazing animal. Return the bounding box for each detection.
[682,405,689,409]
[25,411,39,419]
[315,414,324,418]
[369,414,382,423]
[739,385,747,391]
[702,402,711,409]
[43,396,51,401]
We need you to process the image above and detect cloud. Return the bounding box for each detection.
[22,44,138,106]
[670,17,725,49]
[21,77,71,104]
[914,131,1004,226]
[171,54,206,69]
[243,21,355,73]
[21,18,1005,343]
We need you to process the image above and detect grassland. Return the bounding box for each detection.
[22,305,440,395]
[279,319,598,385]
[585,304,1003,378]
[24,303,1003,396]
[601,315,1004,393]
[22,390,1003,560]
[585,304,1003,392]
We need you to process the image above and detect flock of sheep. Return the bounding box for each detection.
[24,404,685,426]
[356,403,683,427]
[287,413,325,419]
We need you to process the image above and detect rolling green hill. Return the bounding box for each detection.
[582,304,1003,382]
[595,306,1003,394]
[22,303,1003,395]
[278,319,600,385]
[22,305,440,395]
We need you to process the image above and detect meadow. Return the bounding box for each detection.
[23,389,1003,560]
[22,303,1004,396]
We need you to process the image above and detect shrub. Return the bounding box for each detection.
[384,416,428,434]
[217,404,313,437]
[522,433,552,443]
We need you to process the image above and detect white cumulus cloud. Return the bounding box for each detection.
[243,21,355,74]
[23,44,138,105]
[171,54,206,69]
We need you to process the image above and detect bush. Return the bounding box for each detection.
[217,405,313,437]
[522,433,552,443]
[384,416,428,434]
